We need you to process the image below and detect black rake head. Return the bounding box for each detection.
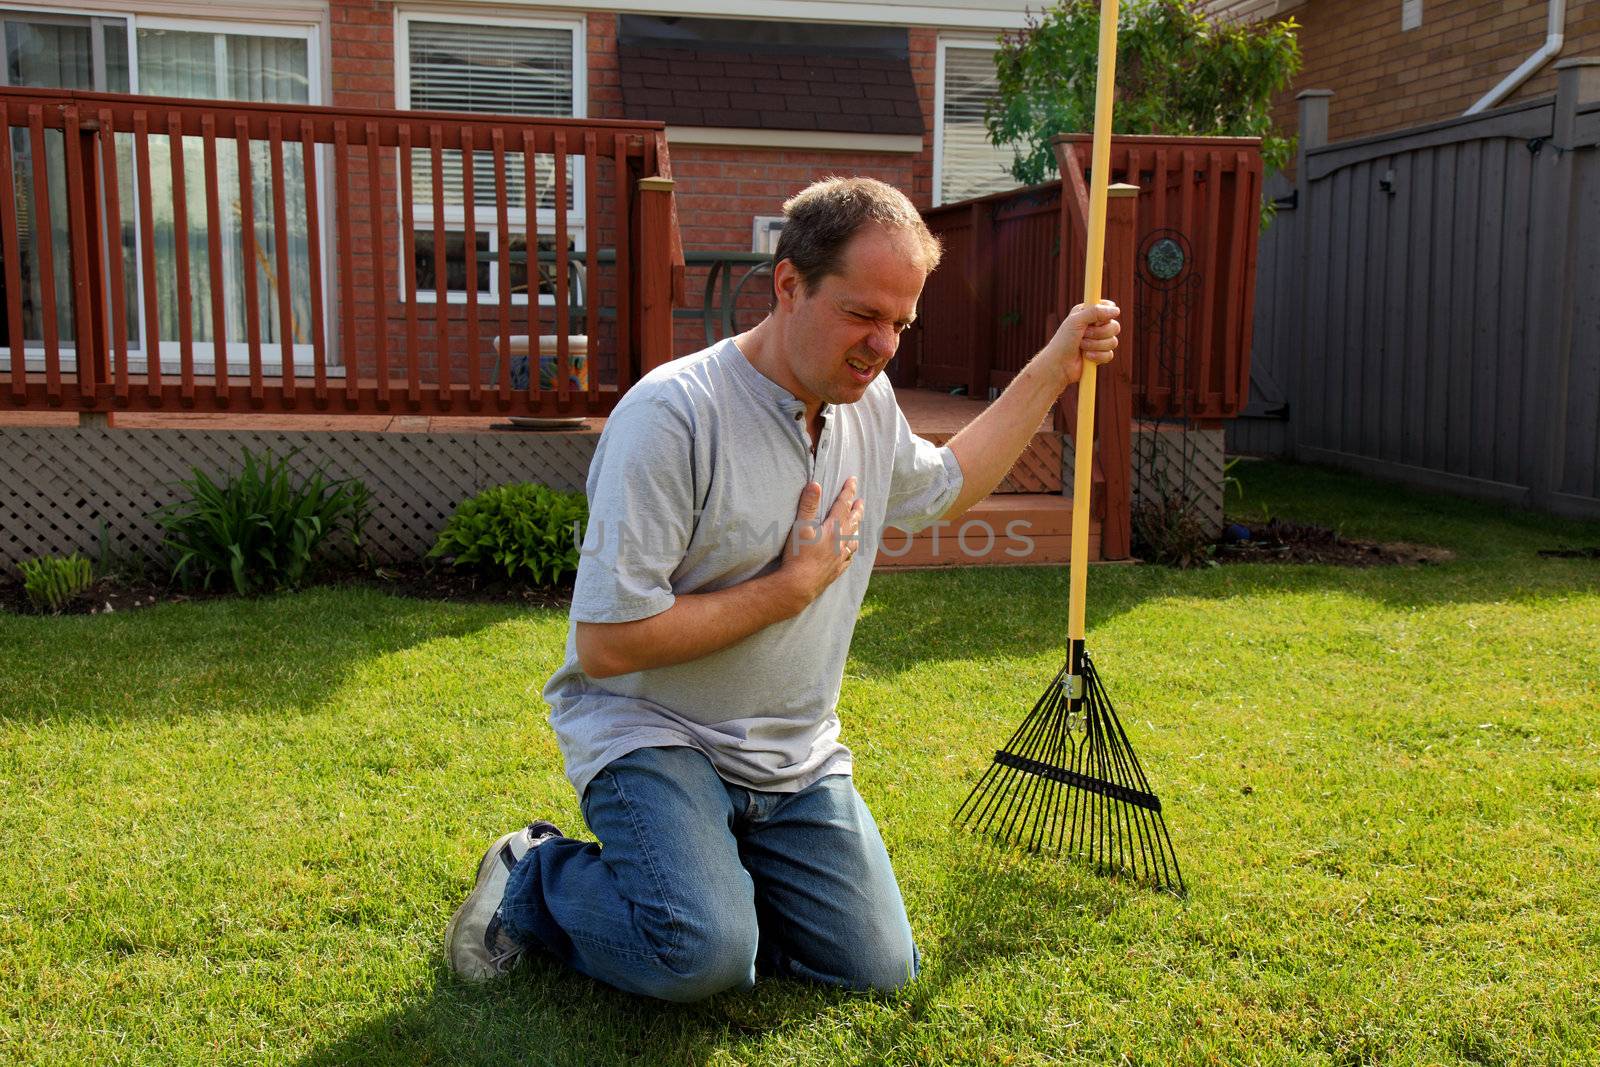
[954,645,1185,896]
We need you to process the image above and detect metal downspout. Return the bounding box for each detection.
[1465,0,1566,114]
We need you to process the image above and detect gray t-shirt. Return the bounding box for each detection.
[542,338,964,797]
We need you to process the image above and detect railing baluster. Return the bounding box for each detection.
[553,130,570,406]
[1198,151,1222,417]
[66,106,102,405]
[584,130,599,406]
[399,124,420,406]
[521,129,541,406]
[133,113,162,400]
[364,121,390,408]
[492,128,512,406]
[430,124,449,406]
[1147,149,1169,417]
[0,103,27,402]
[300,119,327,403]
[1122,144,1141,417]
[268,117,296,404]
[200,114,230,400]
[1174,149,1195,413]
[1222,151,1250,416]
[334,120,357,405]
[97,109,131,403]
[612,132,631,394]
[167,113,194,402]
[28,106,62,401]
[236,116,264,404]
[1235,155,1262,409]
[461,127,480,407]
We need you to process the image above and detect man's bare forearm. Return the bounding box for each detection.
[576,571,804,678]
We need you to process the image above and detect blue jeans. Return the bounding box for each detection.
[497,745,918,1002]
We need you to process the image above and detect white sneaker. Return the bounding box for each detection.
[445,820,562,981]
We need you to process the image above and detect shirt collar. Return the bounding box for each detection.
[722,338,833,421]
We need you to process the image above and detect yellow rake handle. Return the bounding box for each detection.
[1068,0,1121,645]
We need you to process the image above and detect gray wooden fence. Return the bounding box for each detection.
[1229,58,1600,521]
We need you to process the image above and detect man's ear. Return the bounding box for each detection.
[772,258,803,311]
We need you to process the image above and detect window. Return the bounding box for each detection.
[137,21,318,367]
[934,41,1016,206]
[397,14,585,304]
[1,11,132,356]
[0,11,322,371]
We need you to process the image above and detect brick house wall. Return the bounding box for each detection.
[1273,0,1600,145]
[323,3,943,367]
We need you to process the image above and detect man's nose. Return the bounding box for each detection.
[865,322,897,361]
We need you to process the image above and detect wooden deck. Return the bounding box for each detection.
[0,383,1014,435]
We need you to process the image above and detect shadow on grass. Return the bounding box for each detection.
[848,553,1597,682]
[0,585,527,725]
[292,837,1140,1067]
[847,457,1600,678]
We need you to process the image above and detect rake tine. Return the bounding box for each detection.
[956,646,1183,895]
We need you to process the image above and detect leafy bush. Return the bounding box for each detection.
[18,553,94,613]
[987,0,1302,186]
[1132,493,1215,568]
[429,483,587,585]
[156,448,370,595]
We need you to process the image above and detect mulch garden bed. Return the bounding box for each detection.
[16,517,1570,615]
[1211,518,1456,567]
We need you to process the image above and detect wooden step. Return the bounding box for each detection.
[897,386,1062,493]
[873,493,1099,569]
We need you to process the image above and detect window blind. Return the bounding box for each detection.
[939,45,1016,205]
[406,21,576,214]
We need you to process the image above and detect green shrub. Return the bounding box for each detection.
[156,448,370,595]
[987,0,1302,187]
[18,553,94,613]
[429,483,587,585]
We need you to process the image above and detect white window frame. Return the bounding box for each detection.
[0,7,328,374]
[932,35,1006,208]
[394,8,587,306]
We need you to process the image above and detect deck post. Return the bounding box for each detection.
[638,175,677,374]
[1096,183,1139,560]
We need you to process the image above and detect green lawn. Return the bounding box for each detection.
[2,460,1597,1065]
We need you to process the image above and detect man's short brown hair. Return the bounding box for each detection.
[774,177,942,296]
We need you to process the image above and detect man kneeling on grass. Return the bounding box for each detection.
[445,177,1120,1001]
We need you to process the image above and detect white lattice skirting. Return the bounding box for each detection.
[1060,426,1227,539]
[1132,424,1227,537]
[1,428,598,567]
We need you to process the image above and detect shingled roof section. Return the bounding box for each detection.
[617,39,923,137]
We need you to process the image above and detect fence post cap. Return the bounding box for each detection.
[1296,89,1335,99]
[1108,183,1140,198]
[638,176,675,192]
[1553,57,1600,69]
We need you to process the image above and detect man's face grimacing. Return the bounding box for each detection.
[774,224,927,408]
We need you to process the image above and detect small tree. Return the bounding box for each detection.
[986,0,1302,186]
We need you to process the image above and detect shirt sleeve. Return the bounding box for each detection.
[881,400,965,534]
[569,394,696,624]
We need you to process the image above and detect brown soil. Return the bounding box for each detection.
[1213,518,1456,567]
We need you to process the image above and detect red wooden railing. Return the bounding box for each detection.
[906,134,1263,425]
[899,178,1139,558]
[0,87,684,416]
[1055,133,1262,422]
